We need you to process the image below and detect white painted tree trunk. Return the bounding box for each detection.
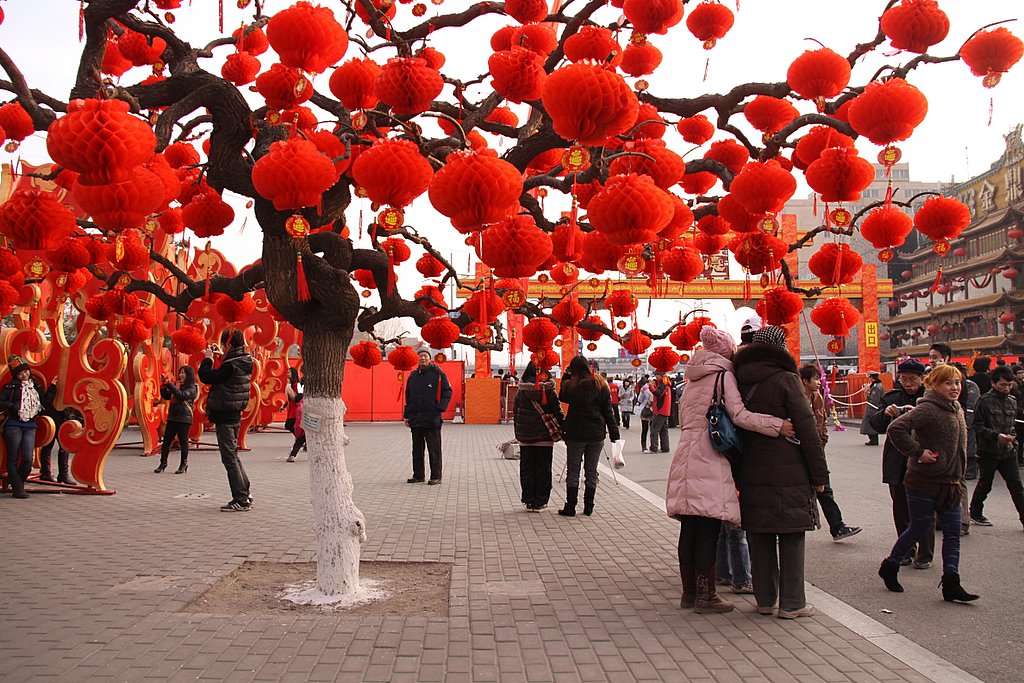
[282,395,382,607]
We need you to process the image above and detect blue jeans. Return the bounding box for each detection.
[4,423,37,494]
[888,487,962,575]
[564,440,603,489]
[715,523,751,587]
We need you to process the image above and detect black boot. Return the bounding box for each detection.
[940,573,979,602]
[878,559,904,593]
[154,458,167,474]
[679,563,696,609]
[558,487,578,517]
[583,487,596,516]
[39,450,54,481]
[174,457,188,474]
[56,452,76,485]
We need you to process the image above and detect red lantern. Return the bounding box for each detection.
[914,196,970,248]
[680,171,718,196]
[0,102,34,146]
[221,52,260,86]
[329,58,383,110]
[255,63,312,110]
[107,229,150,272]
[961,27,1024,87]
[623,0,682,35]
[756,287,804,325]
[648,346,680,372]
[728,160,796,216]
[999,312,1017,324]
[354,0,396,24]
[621,41,663,77]
[523,318,559,350]
[414,284,447,315]
[117,30,166,66]
[464,289,506,322]
[703,139,749,173]
[880,0,950,53]
[743,96,799,137]
[388,345,420,372]
[716,193,761,233]
[180,191,234,238]
[488,48,547,104]
[532,348,560,371]
[428,151,523,232]
[551,299,585,327]
[541,63,639,146]
[549,262,579,286]
[621,328,653,355]
[677,114,715,145]
[171,325,207,355]
[608,139,685,189]
[810,297,861,337]
[787,48,851,110]
[232,26,269,55]
[793,125,856,168]
[375,57,444,116]
[848,78,928,146]
[116,309,156,346]
[421,316,461,349]
[564,26,623,66]
[579,230,627,273]
[252,138,337,210]
[588,174,675,246]
[475,215,553,277]
[352,139,433,208]
[805,147,875,202]
[0,189,77,250]
[660,195,695,240]
[860,205,914,257]
[100,40,132,78]
[215,294,256,323]
[807,243,863,286]
[661,246,704,283]
[350,341,384,368]
[578,315,605,342]
[686,0,735,49]
[1002,267,1019,280]
[693,232,728,256]
[163,142,200,169]
[504,0,548,24]
[415,253,446,279]
[510,23,558,56]
[266,1,348,74]
[728,232,789,275]
[604,289,638,317]
[46,98,156,186]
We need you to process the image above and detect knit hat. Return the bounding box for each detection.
[8,355,30,377]
[896,358,926,375]
[699,325,736,360]
[751,325,787,347]
[740,314,763,333]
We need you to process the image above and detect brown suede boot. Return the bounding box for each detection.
[694,567,734,614]
[679,563,696,609]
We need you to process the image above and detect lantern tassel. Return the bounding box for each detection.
[296,252,311,302]
[79,0,85,40]
[930,266,942,293]
[219,0,224,33]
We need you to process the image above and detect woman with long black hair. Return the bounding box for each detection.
[156,366,198,474]
[513,362,564,511]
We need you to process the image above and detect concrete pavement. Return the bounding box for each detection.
[0,421,1009,682]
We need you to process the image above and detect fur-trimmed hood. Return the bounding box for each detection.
[733,342,798,386]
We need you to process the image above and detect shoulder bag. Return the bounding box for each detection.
[707,372,742,461]
[529,398,563,442]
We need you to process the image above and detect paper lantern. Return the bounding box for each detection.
[728,232,789,275]
[881,0,950,54]
[661,246,704,282]
[793,125,856,168]
[180,191,234,238]
[329,58,382,110]
[488,47,547,103]
[693,232,728,256]
[811,297,861,337]
[587,174,674,246]
[475,215,553,278]
[743,96,799,136]
[549,262,579,286]
[703,138,749,173]
[523,318,559,350]
[697,214,730,236]
[221,52,260,86]
[350,341,383,368]
[510,23,558,56]
[564,26,623,67]
[232,25,269,55]
[680,171,718,196]
[382,237,411,264]
[215,294,257,323]
[117,30,166,66]
[621,40,663,77]
[728,160,796,215]
[807,243,862,286]
[267,1,348,74]
[660,195,695,240]
[100,40,132,78]
[107,229,150,272]
[171,325,207,355]
[621,328,653,355]
[414,284,447,315]
[116,311,155,347]
[352,269,376,290]
[416,253,446,279]
[0,247,23,277]
[998,312,1017,325]
[847,78,928,146]
[716,193,760,233]
[375,57,444,116]
[914,196,970,250]
[578,315,605,342]
[805,147,875,202]
[421,316,461,349]
[352,139,433,208]
[677,114,714,145]
[463,289,505,323]
[551,299,586,327]
[428,151,523,232]
[255,63,312,110]
[787,48,851,110]
[163,142,200,169]
[1002,267,1019,280]
[0,189,77,250]
[623,0,682,35]
[552,224,584,263]
[608,139,684,189]
[354,0,396,24]
[860,205,913,259]
[0,102,33,146]
[648,346,680,373]
[686,1,734,48]
[580,230,627,272]
[541,63,639,146]
[756,287,804,325]
[960,27,1024,87]
[46,98,156,186]
[305,130,352,179]
[504,0,548,23]
[604,289,638,317]
[252,138,337,210]
[388,345,419,372]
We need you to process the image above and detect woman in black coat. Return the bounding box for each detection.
[557,356,620,517]
[156,366,198,474]
[0,356,48,498]
[732,327,829,619]
[513,362,564,511]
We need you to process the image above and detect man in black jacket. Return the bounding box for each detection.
[869,358,932,568]
[199,329,254,512]
[404,350,453,485]
[969,366,1024,528]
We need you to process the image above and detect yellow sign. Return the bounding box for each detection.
[865,321,878,348]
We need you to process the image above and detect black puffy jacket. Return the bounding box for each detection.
[558,378,620,443]
[403,364,453,428]
[973,389,1018,459]
[199,347,253,424]
[514,380,563,444]
[160,381,199,425]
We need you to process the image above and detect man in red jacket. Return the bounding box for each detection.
[649,375,673,453]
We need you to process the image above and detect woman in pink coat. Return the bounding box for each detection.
[666,326,794,613]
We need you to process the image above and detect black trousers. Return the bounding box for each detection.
[816,485,845,536]
[160,421,191,467]
[410,426,443,481]
[970,456,1024,522]
[678,515,722,570]
[889,482,934,562]
[519,445,553,507]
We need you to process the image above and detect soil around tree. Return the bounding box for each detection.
[183,561,452,617]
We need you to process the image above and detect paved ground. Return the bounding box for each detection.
[0,420,1012,682]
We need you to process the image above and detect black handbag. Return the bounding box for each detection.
[707,372,742,463]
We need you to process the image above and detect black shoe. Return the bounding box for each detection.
[878,559,904,593]
[57,475,76,485]
[940,573,979,602]
[427,479,441,485]
[220,501,252,512]
[154,464,167,473]
[12,491,29,499]
[407,477,424,483]
[286,455,296,462]
[38,473,55,482]
[970,515,993,526]
[832,526,862,542]
[174,465,187,474]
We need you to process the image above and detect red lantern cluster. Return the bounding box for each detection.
[756,287,804,326]
[793,126,856,169]
[647,346,680,373]
[351,341,384,368]
[810,297,861,337]
[421,316,461,349]
[807,243,863,286]
[607,139,685,189]
[215,294,257,323]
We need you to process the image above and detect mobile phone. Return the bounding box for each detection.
[785,436,801,445]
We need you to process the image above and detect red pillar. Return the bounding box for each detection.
[858,264,881,372]
[780,214,801,360]
[474,262,491,379]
